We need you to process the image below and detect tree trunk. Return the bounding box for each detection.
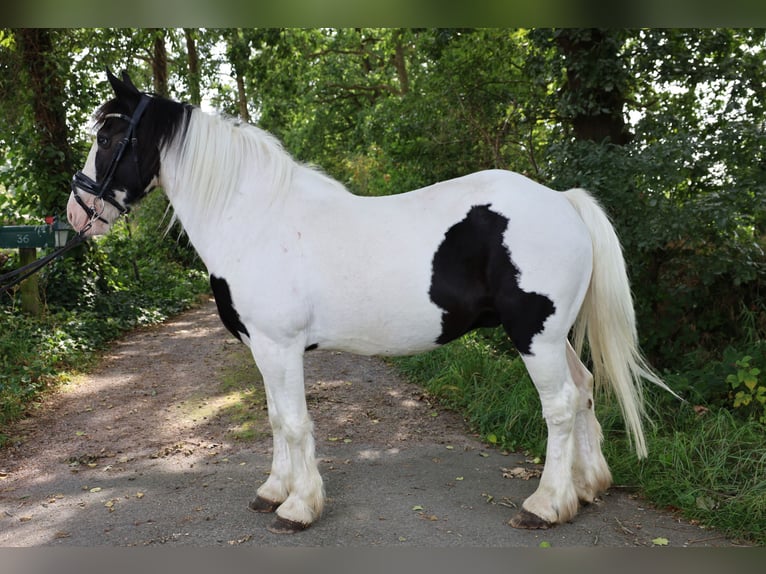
[15,28,74,216]
[392,29,409,95]
[227,29,250,122]
[184,28,201,106]
[236,74,249,122]
[555,28,632,145]
[151,29,168,97]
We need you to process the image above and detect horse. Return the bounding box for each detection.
[68,70,676,534]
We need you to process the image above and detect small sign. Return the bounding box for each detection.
[0,225,56,249]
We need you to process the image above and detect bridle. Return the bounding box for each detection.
[71,93,152,234]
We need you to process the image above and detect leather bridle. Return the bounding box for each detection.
[71,93,152,233]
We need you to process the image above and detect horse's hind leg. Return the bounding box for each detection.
[566,341,612,504]
[246,339,324,533]
[509,339,580,528]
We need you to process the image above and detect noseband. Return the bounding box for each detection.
[71,93,152,232]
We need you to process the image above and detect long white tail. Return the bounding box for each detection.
[564,188,677,458]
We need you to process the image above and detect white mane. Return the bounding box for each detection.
[162,108,295,220]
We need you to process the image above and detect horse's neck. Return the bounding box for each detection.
[157,154,288,270]
[156,110,353,271]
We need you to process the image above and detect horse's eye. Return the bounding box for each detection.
[97,135,110,147]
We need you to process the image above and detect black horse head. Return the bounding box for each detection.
[67,70,189,235]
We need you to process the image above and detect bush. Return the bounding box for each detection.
[543,139,765,370]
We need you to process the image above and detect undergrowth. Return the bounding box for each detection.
[392,329,766,545]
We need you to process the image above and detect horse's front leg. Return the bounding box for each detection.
[246,338,324,533]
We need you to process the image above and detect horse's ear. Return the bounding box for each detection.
[120,71,140,93]
[106,68,140,100]
[106,68,120,89]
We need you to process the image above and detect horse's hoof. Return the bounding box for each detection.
[509,509,552,529]
[267,515,311,534]
[248,496,281,513]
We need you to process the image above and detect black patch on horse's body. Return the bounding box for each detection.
[429,204,555,355]
[210,275,249,342]
[305,343,319,352]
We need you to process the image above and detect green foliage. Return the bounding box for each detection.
[4,28,757,367]
[366,29,550,192]
[247,29,551,196]
[543,138,765,367]
[534,29,766,367]
[244,27,764,369]
[727,354,766,424]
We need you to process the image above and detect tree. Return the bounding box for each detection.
[535,28,766,363]
[1,29,75,218]
[226,28,251,122]
[183,28,201,106]
[243,29,554,196]
[150,29,168,97]
[553,28,633,145]
[241,28,414,181]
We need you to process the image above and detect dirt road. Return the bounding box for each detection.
[0,300,740,547]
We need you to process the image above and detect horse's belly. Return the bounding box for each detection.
[310,293,444,357]
[317,334,441,357]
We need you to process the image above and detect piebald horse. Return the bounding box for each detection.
[68,71,674,534]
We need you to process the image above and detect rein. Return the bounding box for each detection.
[2,93,152,295]
[0,232,87,294]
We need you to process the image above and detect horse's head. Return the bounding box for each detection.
[67,70,162,236]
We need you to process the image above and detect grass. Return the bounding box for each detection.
[391,330,766,545]
[618,410,766,543]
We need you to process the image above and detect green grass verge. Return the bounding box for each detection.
[391,331,766,544]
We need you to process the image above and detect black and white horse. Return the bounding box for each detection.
[68,71,674,533]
